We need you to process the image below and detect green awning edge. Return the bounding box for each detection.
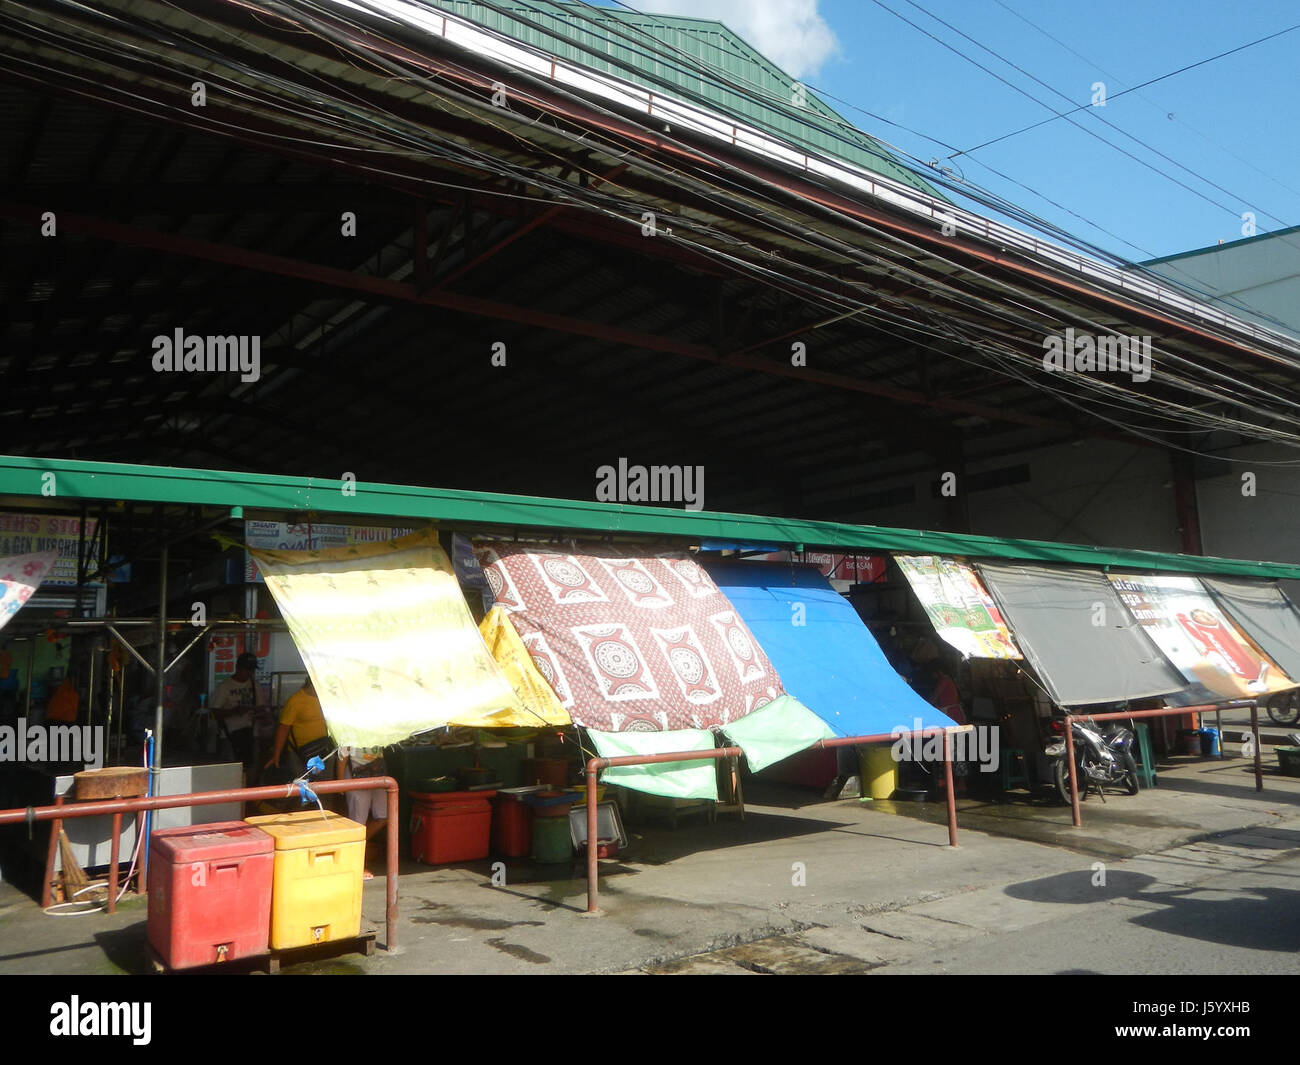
[3,454,1300,580]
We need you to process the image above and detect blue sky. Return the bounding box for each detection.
[633,0,1300,263]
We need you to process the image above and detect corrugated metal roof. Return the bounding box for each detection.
[428,0,941,197]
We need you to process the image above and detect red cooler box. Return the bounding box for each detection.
[410,790,495,864]
[147,821,274,969]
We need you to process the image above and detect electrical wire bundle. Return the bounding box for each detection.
[3,0,1300,461]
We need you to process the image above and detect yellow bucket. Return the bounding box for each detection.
[860,746,898,801]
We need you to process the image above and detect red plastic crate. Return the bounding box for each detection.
[147,821,273,970]
[410,791,495,865]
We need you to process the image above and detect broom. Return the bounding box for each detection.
[57,831,107,907]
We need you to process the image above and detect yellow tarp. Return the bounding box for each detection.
[250,528,524,747]
[464,606,572,728]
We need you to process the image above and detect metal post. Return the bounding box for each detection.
[23,638,33,718]
[942,730,958,848]
[114,666,126,764]
[144,544,167,886]
[585,763,600,914]
[1250,700,1263,792]
[384,781,399,950]
[151,544,167,776]
[86,642,96,729]
[1065,717,1081,827]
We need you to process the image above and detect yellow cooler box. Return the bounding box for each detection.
[245,810,366,949]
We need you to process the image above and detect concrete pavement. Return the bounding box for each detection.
[2,751,1299,975]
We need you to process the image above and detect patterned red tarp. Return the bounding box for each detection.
[476,543,785,732]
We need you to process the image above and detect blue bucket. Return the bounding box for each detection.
[1199,728,1221,757]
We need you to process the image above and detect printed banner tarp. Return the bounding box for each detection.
[977,562,1187,707]
[243,520,415,583]
[477,543,784,732]
[587,727,719,800]
[704,560,957,735]
[469,606,572,728]
[250,529,524,747]
[895,555,1022,660]
[0,549,59,633]
[1107,573,1297,704]
[1201,577,1300,686]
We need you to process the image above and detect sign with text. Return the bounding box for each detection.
[0,514,102,587]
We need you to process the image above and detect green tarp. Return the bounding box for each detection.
[587,727,718,800]
[719,695,835,772]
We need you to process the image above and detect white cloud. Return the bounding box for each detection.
[637,0,839,80]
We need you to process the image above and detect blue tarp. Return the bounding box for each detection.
[705,561,955,737]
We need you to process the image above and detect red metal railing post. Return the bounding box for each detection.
[1250,700,1263,792]
[585,761,600,914]
[942,730,958,848]
[1065,716,1082,827]
[384,780,399,949]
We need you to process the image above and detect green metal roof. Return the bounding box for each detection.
[429,1,943,199]
[4,455,1300,581]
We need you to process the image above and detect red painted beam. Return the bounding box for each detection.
[0,200,717,362]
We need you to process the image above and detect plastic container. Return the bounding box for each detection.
[147,821,273,969]
[1199,727,1221,757]
[1180,729,1203,756]
[409,790,496,864]
[532,813,573,863]
[529,790,579,818]
[493,788,541,858]
[521,758,568,788]
[244,810,365,950]
[1277,746,1300,777]
[860,746,898,801]
[458,766,494,789]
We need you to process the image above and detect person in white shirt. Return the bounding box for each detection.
[210,652,264,767]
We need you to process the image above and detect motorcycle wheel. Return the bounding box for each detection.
[1267,691,1300,726]
[1123,750,1139,795]
[1052,758,1074,805]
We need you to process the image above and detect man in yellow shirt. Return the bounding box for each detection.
[265,676,330,771]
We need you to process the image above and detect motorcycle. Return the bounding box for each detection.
[1265,689,1300,726]
[1044,715,1139,804]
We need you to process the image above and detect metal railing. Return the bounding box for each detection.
[0,777,401,949]
[582,727,968,914]
[1060,701,1260,827]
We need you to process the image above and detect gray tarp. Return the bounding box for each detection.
[977,562,1187,706]
[1202,576,1300,682]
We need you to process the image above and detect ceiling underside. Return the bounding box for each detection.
[3,0,1300,527]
